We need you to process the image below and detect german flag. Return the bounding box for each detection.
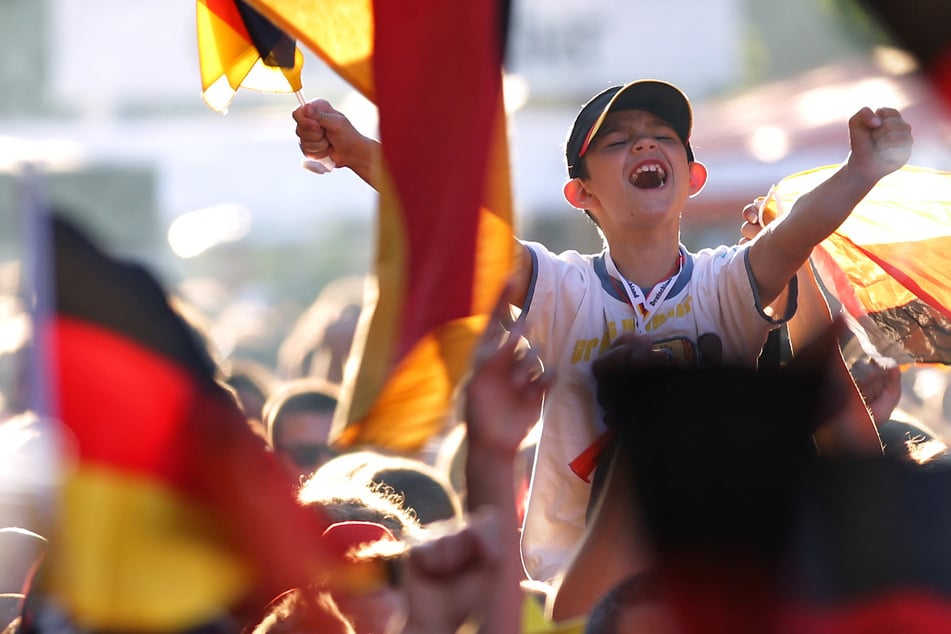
[197,0,304,112]
[764,164,951,365]
[33,214,340,631]
[246,0,516,452]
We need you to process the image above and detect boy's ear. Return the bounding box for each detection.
[563,178,594,210]
[688,161,708,198]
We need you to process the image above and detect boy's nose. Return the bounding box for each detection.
[633,138,657,153]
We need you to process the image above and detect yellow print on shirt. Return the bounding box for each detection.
[570,296,693,364]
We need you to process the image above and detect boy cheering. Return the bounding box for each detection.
[293,79,912,581]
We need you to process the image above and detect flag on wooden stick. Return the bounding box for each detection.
[197,0,305,112]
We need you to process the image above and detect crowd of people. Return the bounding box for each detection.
[2,75,951,633]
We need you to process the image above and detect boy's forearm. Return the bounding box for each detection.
[349,136,382,190]
[752,163,877,304]
[781,163,876,254]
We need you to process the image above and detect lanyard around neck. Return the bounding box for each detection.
[611,251,684,333]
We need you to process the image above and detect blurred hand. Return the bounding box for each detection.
[464,280,554,458]
[738,196,767,245]
[591,332,675,385]
[401,509,511,634]
[850,357,903,424]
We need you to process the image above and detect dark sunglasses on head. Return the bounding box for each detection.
[280,443,337,468]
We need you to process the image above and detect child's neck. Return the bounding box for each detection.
[611,235,682,289]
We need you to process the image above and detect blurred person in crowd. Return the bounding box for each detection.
[221,357,276,438]
[318,520,405,634]
[252,588,355,634]
[264,378,340,483]
[352,453,463,527]
[848,356,950,464]
[277,276,365,385]
[250,507,513,634]
[298,468,424,543]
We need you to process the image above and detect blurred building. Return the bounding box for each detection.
[1,0,950,365]
[7,0,941,254]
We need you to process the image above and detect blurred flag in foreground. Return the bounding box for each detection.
[196,0,304,112]
[763,164,951,365]
[29,210,346,631]
[857,0,951,108]
[248,0,516,451]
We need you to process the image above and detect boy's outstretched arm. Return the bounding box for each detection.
[748,106,913,305]
[293,100,536,310]
[293,99,381,189]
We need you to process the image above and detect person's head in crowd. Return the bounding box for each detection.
[318,521,405,634]
[309,449,379,482]
[222,357,276,436]
[252,588,355,634]
[311,450,463,526]
[358,455,463,526]
[263,379,340,482]
[251,473,418,634]
[297,474,423,542]
[877,417,950,466]
[277,276,365,384]
[254,509,514,634]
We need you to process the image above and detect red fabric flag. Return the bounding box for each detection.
[197,0,304,112]
[247,0,516,451]
[31,214,367,631]
[763,164,951,365]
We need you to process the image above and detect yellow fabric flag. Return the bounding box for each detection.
[197,0,305,112]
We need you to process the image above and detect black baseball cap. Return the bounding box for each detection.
[565,79,694,178]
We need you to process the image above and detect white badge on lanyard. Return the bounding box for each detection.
[623,255,682,333]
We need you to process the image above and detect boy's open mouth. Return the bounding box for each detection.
[631,163,667,189]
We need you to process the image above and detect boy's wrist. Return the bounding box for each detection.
[840,156,883,196]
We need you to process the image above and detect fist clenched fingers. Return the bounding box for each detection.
[299,138,330,155]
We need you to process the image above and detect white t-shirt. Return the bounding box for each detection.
[518,240,797,582]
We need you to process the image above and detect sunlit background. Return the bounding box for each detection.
[1,0,950,409]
